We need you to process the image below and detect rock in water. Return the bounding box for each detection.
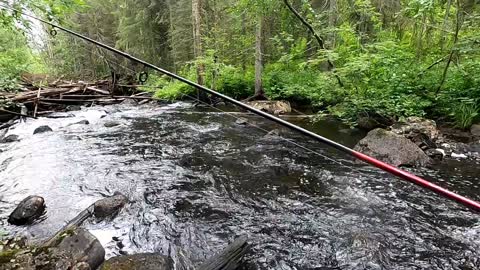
[104,121,121,128]
[33,125,53,135]
[471,124,480,137]
[8,195,46,225]
[235,118,248,126]
[100,253,173,270]
[354,129,431,167]
[55,228,105,269]
[66,105,82,112]
[70,120,90,126]
[245,101,291,115]
[94,192,128,219]
[1,134,20,143]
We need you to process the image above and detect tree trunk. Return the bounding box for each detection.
[167,0,177,73]
[328,0,338,48]
[441,0,452,50]
[192,0,209,102]
[437,0,462,94]
[254,15,266,99]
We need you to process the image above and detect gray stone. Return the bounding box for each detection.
[55,229,105,269]
[391,117,441,145]
[66,105,82,112]
[1,134,20,143]
[245,100,292,115]
[33,125,53,135]
[104,121,121,128]
[354,128,431,167]
[8,196,46,226]
[70,120,90,126]
[100,253,172,270]
[425,149,444,161]
[471,124,480,137]
[93,193,128,219]
[235,118,248,126]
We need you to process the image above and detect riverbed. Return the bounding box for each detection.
[0,102,478,269]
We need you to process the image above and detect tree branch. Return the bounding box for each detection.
[283,0,343,87]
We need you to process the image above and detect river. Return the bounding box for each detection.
[0,102,478,269]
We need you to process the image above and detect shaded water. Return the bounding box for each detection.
[0,102,478,269]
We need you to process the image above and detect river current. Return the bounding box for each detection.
[0,102,478,269]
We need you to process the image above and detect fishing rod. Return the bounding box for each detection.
[2,4,479,212]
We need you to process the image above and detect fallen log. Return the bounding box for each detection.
[198,237,250,270]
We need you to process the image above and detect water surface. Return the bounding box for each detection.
[0,102,478,269]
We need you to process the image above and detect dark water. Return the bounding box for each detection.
[0,102,478,270]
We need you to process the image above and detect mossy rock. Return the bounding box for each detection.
[100,253,172,270]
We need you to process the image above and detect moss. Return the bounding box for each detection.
[0,249,20,264]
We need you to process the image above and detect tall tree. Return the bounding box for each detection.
[192,0,209,102]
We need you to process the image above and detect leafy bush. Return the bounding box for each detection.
[451,98,479,129]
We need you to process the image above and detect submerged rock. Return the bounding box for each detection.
[100,253,172,270]
[93,192,128,219]
[8,195,46,226]
[354,128,431,167]
[425,149,445,161]
[235,118,248,126]
[33,125,53,135]
[70,120,90,126]
[104,121,121,128]
[245,100,291,115]
[1,134,20,143]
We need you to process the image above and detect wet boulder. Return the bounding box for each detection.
[390,117,441,149]
[33,125,53,135]
[55,228,105,269]
[425,149,445,161]
[93,192,128,219]
[104,121,121,128]
[70,120,90,126]
[354,129,431,167]
[235,118,248,126]
[8,195,46,226]
[471,124,480,137]
[245,100,291,115]
[66,105,82,112]
[99,253,172,270]
[1,134,20,143]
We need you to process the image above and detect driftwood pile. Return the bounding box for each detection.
[0,77,154,119]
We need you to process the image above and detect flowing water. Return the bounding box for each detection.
[0,102,478,270]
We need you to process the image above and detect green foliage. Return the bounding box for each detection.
[0,25,45,92]
[451,98,479,129]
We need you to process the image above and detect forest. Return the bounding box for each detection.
[0,0,479,129]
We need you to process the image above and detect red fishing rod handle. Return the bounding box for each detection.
[353,151,480,212]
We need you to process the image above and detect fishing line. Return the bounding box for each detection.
[181,92,371,176]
